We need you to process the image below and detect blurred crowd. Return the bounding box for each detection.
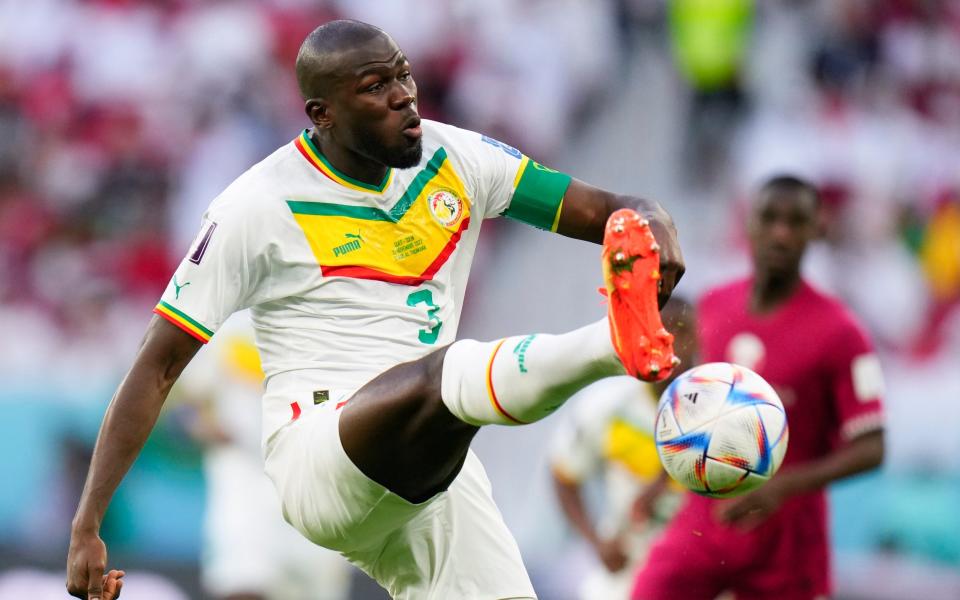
[1,0,960,597]
[730,0,960,362]
[694,0,960,480]
[2,0,957,383]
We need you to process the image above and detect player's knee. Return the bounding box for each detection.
[343,345,456,435]
[340,345,475,502]
[385,345,447,412]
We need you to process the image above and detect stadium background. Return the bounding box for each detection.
[1,0,959,598]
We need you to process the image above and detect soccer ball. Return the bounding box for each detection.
[655,362,788,498]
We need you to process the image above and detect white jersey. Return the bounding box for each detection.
[550,377,681,540]
[155,120,571,446]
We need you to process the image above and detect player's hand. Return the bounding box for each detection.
[101,570,125,599]
[715,480,786,530]
[67,530,124,599]
[593,537,629,573]
[642,204,684,308]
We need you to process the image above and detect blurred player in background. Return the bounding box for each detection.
[174,312,353,600]
[550,298,697,600]
[66,20,685,600]
[632,175,885,600]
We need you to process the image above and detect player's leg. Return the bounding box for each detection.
[339,317,624,502]
[342,451,536,599]
[340,208,675,503]
[338,348,477,503]
[267,404,534,596]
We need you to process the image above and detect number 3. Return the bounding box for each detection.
[406,289,443,344]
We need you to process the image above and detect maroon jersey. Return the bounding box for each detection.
[699,278,885,463]
[633,278,884,600]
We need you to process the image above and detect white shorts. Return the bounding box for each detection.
[264,399,537,600]
[202,445,353,599]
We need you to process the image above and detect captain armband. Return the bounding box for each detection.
[503,156,572,232]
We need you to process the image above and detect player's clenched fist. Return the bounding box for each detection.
[66,532,124,599]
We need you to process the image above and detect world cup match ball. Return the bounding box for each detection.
[655,362,788,498]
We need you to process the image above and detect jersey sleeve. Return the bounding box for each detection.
[154,203,265,343]
[452,128,572,231]
[827,317,886,442]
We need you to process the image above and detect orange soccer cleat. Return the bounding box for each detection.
[601,208,679,382]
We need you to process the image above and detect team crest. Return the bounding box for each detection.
[426,188,463,227]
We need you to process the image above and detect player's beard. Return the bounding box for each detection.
[356,128,423,169]
[391,138,423,168]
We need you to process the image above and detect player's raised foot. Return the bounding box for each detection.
[602,208,679,382]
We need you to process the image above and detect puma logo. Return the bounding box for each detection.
[333,233,363,257]
[173,276,191,299]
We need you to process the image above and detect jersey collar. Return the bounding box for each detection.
[294,130,394,194]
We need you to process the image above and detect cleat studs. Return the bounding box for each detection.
[650,243,660,252]
[613,224,625,233]
[639,218,649,227]
[648,363,660,375]
[671,356,682,367]
[614,252,627,263]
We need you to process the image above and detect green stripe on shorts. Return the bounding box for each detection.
[504,159,571,231]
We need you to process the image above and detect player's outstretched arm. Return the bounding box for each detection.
[67,317,202,599]
[554,179,684,307]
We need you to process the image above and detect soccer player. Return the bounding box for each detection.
[631,175,885,600]
[65,20,684,600]
[550,298,697,600]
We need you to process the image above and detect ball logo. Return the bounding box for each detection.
[427,188,463,227]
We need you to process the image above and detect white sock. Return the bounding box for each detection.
[440,319,625,426]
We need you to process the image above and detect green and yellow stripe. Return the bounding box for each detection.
[286,147,472,285]
[504,156,571,232]
[154,301,213,343]
[295,130,394,194]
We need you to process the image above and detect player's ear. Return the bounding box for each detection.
[305,98,333,130]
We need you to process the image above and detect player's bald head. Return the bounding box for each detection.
[296,20,392,99]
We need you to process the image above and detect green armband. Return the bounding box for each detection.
[503,156,571,231]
